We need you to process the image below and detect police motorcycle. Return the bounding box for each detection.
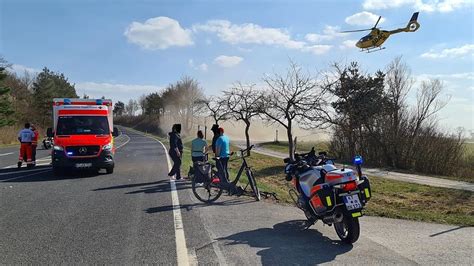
[284,148,372,244]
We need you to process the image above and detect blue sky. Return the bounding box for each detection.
[1,0,473,131]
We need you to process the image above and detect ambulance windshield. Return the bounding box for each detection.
[57,116,110,135]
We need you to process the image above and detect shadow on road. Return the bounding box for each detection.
[93,179,191,194]
[1,166,108,182]
[429,226,467,237]
[218,220,352,265]
[145,197,254,214]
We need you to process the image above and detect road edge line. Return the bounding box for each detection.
[133,129,192,266]
[116,134,131,149]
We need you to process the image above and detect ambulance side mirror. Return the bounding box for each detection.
[112,127,119,137]
[46,128,54,137]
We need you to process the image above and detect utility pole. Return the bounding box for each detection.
[275,129,279,143]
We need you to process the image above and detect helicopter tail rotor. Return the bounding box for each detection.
[405,12,420,32]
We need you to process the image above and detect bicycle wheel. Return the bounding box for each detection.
[192,175,223,203]
[246,169,261,201]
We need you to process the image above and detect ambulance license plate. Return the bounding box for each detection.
[75,163,92,168]
[343,194,362,210]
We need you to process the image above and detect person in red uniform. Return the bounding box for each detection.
[18,123,34,168]
[30,124,39,165]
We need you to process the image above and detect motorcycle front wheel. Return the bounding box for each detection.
[334,213,360,244]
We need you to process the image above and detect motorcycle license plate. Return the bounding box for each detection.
[75,163,92,168]
[343,194,362,210]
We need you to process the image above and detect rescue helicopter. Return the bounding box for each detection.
[342,12,420,53]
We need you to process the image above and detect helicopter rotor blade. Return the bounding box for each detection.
[374,16,382,28]
[340,28,372,33]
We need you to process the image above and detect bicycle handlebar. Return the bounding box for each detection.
[239,145,254,155]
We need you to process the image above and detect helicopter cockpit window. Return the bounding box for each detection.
[360,35,372,42]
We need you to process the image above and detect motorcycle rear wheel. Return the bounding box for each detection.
[334,214,360,244]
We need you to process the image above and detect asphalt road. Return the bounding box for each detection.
[0,129,472,264]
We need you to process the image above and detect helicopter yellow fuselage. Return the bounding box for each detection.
[355,30,391,49]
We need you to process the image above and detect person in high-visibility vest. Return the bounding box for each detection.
[18,123,35,168]
[30,124,39,165]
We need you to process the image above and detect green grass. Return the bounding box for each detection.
[126,126,474,226]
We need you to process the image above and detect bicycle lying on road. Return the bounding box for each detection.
[191,145,261,203]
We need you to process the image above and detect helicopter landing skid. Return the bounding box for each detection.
[362,47,386,53]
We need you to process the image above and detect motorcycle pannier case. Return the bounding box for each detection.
[358,175,372,203]
[309,184,334,213]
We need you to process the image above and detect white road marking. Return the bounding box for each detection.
[115,134,131,149]
[136,129,192,266]
[0,152,13,157]
[1,169,51,182]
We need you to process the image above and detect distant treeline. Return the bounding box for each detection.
[0,58,78,129]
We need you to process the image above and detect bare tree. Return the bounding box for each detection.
[200,96,230,125]
[138,94,147,115]
[161,76,205,134]
[224,83,261,155]
[125,99,139,116]
[259,61,330,160]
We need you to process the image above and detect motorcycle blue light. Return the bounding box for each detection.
[353,155,363,165]
[67,152,73,155]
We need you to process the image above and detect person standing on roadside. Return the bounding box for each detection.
[168,124,183,180]
[191,130,207,162]
[17,123,34,168]
[210,124,220,154]
[215,127,231,183]
[30,124,39,165]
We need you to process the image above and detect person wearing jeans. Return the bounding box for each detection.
[168,124,183,180]
[215,127,235,192]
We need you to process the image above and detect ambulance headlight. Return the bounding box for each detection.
[53,145,64,151]
[103,143,113,151]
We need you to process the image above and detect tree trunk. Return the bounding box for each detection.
[287,125,294,161]
[244,121,251,156]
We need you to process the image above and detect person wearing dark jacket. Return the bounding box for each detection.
[168,124,184,180]
[210,124,220,154]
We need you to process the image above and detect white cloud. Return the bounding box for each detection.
[193,20,305,49]
[188,59,208,71]
[197,63,208,71]
[124,16,193,50]
[345,11,386,26]
[421,44,474,59]
[340,39,358,49]
[76,82,162,104]
[8,64,40,74]
[301,45,333,55]
[305,25,345,43]
[418,72,474,80]
[362,0,471,13]
[213,55,243,68]
[363,0,415,9]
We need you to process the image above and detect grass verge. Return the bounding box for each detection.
[124,126,474,226]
